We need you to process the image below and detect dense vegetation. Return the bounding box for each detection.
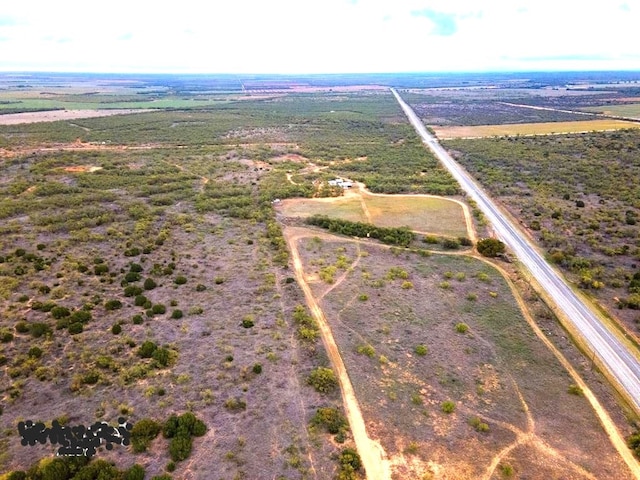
[446,129,640,330]
[306,215,415,247]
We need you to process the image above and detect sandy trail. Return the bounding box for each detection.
[285,226,392,480]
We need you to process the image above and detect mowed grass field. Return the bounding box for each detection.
[278,192,469,237]
[434,119,640,139]
[278,196,368,223]
[298,237,633,479]
[363,193,467,237]
[583,103,640,118]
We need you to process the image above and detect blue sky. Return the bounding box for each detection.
[0,0,638,73]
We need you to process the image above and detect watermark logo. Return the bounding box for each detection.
[18,417,132,457]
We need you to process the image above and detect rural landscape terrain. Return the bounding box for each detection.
[1,71,640,480]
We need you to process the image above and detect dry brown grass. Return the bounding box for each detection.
[293,233,634,479]
[434,119,640,139]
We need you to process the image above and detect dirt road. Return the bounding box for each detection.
[285,227,392,480]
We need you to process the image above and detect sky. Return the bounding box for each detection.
[0,0,638,74]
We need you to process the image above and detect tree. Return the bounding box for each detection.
[476,238,506,257]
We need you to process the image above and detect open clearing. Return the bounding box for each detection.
[583,103,640,119]
[277,186,470,238]
[292,231,634,479]
[0,109,151,125]
[433,119,640,139]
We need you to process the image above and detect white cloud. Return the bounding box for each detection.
[0,0,639,72]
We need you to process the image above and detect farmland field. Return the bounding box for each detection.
[583,104,640,119]
[433,119,640,139]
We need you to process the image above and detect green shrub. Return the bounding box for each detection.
[143,278,157,290]
[131,418,161,453]
[69,310,92,324]
[174,276,187,285]
[124,272,141,282]
[152,304,166,315]
[568,384,583,396]
[339,447,362,471]
[132,315,143,325]
[442,238,460,250]
[468,416,489,432]
[500,463,514,477]
[224,397,247,412]
[28,346,43,358]
[15,321,30,333]
[441,400,456,414]
[166,461,176,472]
[252,363,262,374]
[30,323,52,338]
[458,237,473,246]
[138,341,157,358]
[152,348,171,367]
[169,434,192,462]
[56,318,70,330]
[129,263,143,273]
[51,306,71,319]
[6,471,27,480]
[94,264,109,275]
[414,344,428,356]
[310,407,348,434]
[69,322,84,335]
[455,323,469,333]
[112,324,122,335]
[163,415,179,439]
[477,238,506,257]
[124,464,146,480]
[134,295,148,306]
[171,310,183,320]
[356,344,375,358]
[307,367,338,393]
[241,316,254,328]
[104,299,123,311]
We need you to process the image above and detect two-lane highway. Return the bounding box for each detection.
[391,88,640,413]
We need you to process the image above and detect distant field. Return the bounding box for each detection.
[278,192,468,238]
[434,119,640,138]
[0,97,225,112]
[0,109,150,125]
[583,103,640,118]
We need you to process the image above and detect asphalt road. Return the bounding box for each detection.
[391,88,640,413]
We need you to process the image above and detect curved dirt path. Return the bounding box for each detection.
[283,224,640,479]
[285,226,392,480]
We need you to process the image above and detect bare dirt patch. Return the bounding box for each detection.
[62,165,103,173]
